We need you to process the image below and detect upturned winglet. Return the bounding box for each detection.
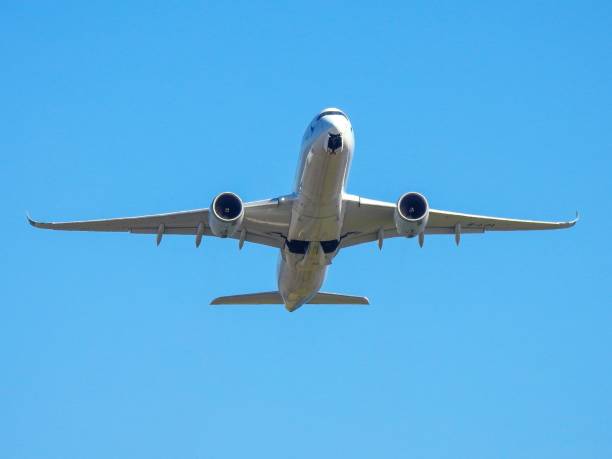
[566,211,579,228]
[26,212,40,228]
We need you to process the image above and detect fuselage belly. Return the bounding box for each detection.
[277,108,354,311]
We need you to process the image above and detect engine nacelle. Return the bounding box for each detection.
[394,192,429,237]
[208,192,244,238]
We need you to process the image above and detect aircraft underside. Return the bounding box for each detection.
[28,108,578,311]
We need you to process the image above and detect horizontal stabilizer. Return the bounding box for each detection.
[210,291,369,305]
[308,292,369,304]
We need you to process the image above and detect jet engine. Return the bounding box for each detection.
[208,192,244,237]
[394,192,429,237]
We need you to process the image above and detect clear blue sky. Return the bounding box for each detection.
[2,1,611,458]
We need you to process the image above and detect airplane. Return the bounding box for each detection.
[28,108,578,311]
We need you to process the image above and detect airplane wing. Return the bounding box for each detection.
[28,197,293,248]
[340,194,578,248]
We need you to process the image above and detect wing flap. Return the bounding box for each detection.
[340,194,577,248]
[27,209,208,233]
[427,209,578,232]
[27,196,294,249]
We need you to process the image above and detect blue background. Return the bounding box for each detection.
[2,1,611,458]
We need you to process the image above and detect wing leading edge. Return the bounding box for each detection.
[340,194,577,248]
[28,194,577,249]
[426,209,579,233]
[27,197,293,249]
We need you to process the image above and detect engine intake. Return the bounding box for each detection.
[394,192,429,237]
[209,192,244,237]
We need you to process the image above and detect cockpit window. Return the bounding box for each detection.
[316,110,347,121]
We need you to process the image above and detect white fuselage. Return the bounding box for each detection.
[277,108,354,311]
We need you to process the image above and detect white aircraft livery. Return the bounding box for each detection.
[29,108,578,311]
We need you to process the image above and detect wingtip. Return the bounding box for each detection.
[26,211,39,227]
[569,210,580,227]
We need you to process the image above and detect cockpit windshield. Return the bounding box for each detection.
[316,110,348,121]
